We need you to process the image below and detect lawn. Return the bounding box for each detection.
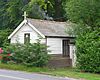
[0,63,100,80]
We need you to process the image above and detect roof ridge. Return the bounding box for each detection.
[27,18,66,24]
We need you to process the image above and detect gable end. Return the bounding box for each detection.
[8,19,45,39]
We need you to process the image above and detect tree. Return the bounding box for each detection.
[24,0,67,21]
[65,0,100,28]
[48,0,67,21]
[76,26,100,73]
[7,0,24,29]
[0,29,12,47]
[24,0,48,19]
[0,0,67,30]
[0,0,8,29]
[66,0,100,73]
[0,0,25,29]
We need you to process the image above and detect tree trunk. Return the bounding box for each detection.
[53,0,63,21]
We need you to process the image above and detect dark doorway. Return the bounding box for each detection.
[62,40,70,57]
[24,33,30,44]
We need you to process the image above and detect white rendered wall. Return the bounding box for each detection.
[47,38,62,54]
[70,44,76,67]
[11,24,45,44]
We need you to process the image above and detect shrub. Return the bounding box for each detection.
[76,28,100,73]
[4,40,50,67]
[0,48,13,63]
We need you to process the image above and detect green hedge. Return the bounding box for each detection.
[76,28,100,73]
[4,40,50,67]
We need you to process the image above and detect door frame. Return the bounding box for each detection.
[62,40,70,57]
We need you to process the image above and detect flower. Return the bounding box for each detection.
[0,48,3,54]
[7,53,11,56]
[0,56,2,59]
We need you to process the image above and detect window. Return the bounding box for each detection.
[24,33,30,44]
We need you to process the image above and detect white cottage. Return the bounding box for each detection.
[8,13,76,67]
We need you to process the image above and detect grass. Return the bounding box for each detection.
[0,63,100,80]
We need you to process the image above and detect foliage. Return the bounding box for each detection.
[0,0,8,29]
[0,0,67,29]
[65,0,100,73]
[7,0,24,29]
[24,0,47,19]
[25,0,67,21]
[75,26,100,73]
[5,41,50,67]
[48,0,67,21]
[65,0,100,28]
[0,0,24,29]
[0,48,12,63]
[0,29,12,47]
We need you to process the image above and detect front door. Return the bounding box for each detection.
[24,33,30,44]
[62,40,70,57]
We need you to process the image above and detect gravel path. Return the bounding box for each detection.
[0,69,77,80]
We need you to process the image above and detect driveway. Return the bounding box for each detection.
[0,69,77,80]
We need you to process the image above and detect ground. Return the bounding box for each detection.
[0,63,100,80]
[0,69,76,80]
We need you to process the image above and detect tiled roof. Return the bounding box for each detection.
[27,18,72,37]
